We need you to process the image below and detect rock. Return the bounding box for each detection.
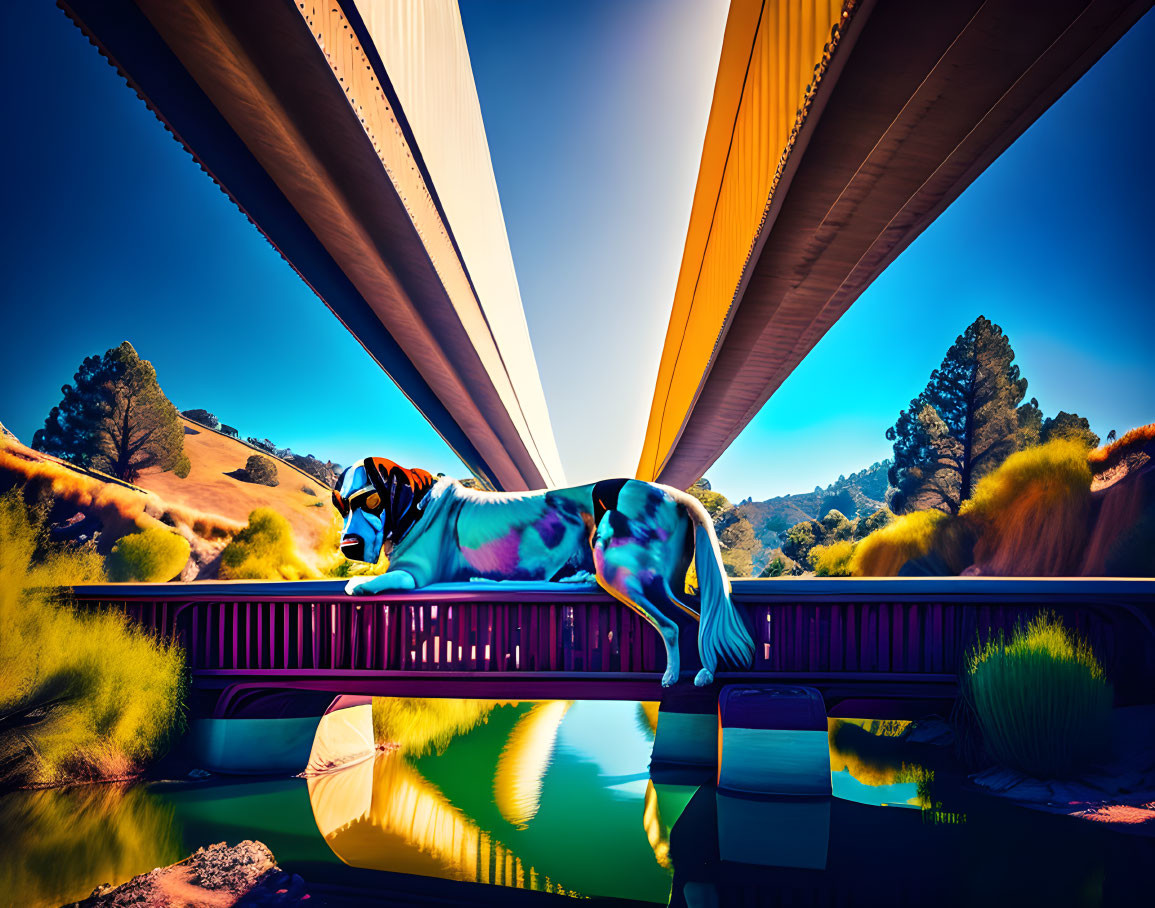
[68,840,311,907]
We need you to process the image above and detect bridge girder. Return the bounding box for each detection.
[639,0,1152,489]
[60,0,563,491]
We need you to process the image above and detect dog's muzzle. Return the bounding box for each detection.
[341,534,366,562]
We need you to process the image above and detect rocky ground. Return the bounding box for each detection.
[66,840,311,907]
[969,705,1155,835]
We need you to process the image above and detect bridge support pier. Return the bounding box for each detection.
[189,690,375,775]
[715,684,831,870]
[651,685,719,770]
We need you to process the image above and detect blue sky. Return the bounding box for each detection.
[1,3,1152,501]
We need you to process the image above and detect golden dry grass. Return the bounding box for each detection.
[136,420,336,569]
[962,440,1091,575]
[0,434,237,541]
[1087,422,1155,468]
[851,509,948,576]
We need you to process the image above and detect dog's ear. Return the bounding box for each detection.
[332,465,352,516]
[363,457,435,541]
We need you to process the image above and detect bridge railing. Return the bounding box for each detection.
[66,578,1155,701]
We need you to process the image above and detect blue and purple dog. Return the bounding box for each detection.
[333,458,754,686]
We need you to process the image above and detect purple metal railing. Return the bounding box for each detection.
[68,579,1155,700]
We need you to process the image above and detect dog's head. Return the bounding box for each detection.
[332,457,435,563]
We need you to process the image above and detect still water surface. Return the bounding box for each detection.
[2,699,1151,907]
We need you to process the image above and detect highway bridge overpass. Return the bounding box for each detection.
[57,0,1152,489]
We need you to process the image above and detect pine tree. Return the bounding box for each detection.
[33,342,189,482]
[887,316,1028,514]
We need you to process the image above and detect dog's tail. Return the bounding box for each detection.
[663,487,755,685]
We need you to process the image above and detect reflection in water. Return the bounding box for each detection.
[309,751,574,895]
[828,718,934,809]
[371,697,496,756]
[0,784,182,908]
[312,699,673,903]
[494,700,571,828]
[5,700,1149,907]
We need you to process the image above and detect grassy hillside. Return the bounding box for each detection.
[0,419,340,578]
[136,420,337,567]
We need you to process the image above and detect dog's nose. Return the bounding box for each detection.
[340,533,366,562]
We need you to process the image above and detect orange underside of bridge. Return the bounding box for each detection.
[639,0,1152,490]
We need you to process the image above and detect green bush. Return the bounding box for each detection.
[0,492,186,786]
[219,507,308,580]
[809,540,856,576]
[107,528,191,582]
[244,454,279,487]
[966,612,1112,778]
[855,507,894,539]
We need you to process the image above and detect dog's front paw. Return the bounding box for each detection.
[693,668,715,687]
[344,576,377,595]
[557,570,596,584]
[344,571,417,595]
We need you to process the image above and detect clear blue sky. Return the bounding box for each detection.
[1,4,1152,501]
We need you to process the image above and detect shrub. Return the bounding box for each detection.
[855,508,894,539]
[809,540,856,576]
[244,454,279,487]
[220,424,239,439]
[107,528,191,582]
[961,439,1091,575]
[851,509,948,576]
[180,409,220,431]
[782,520,818,563]
[760,553,790,577]
[0,492,186,786]
[966,612,1112,778]
[819,509,853,542]
[219,507,309,580]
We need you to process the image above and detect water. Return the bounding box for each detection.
[1,701,1151,907]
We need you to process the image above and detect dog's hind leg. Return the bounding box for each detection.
[591,520,683,687]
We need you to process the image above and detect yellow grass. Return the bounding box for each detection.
[371,698,497,755]
[1087,422,1155,468]
[961,440,1091,575]
[809,540,856,576]
[0,434,237,540]
[0,493,185,786]
[851,509,948,576]
[136,420,337,569]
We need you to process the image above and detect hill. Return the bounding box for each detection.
[733,461,892,548]
[135,419,338,567]
[0,418,340,578]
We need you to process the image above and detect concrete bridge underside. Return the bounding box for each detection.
[640,0,1153,488]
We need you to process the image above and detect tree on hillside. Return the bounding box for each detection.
[1041,411,1099,448]
[1016,397,1043,449]
[887,316,1028,514]
[687,478,732,518]
[181,409,220,430]
[33,341,189,482]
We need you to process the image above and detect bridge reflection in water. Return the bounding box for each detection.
[307,699,672,903]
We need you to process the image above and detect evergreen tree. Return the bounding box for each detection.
[887,316,1027,514]
[1041,411,1100,448]
[33,342,189,482]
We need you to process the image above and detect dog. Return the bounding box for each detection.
[333,457,754,686]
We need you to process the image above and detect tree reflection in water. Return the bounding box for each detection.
[0,783,182,908]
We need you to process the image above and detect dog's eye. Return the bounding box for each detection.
[365,493,381,512]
